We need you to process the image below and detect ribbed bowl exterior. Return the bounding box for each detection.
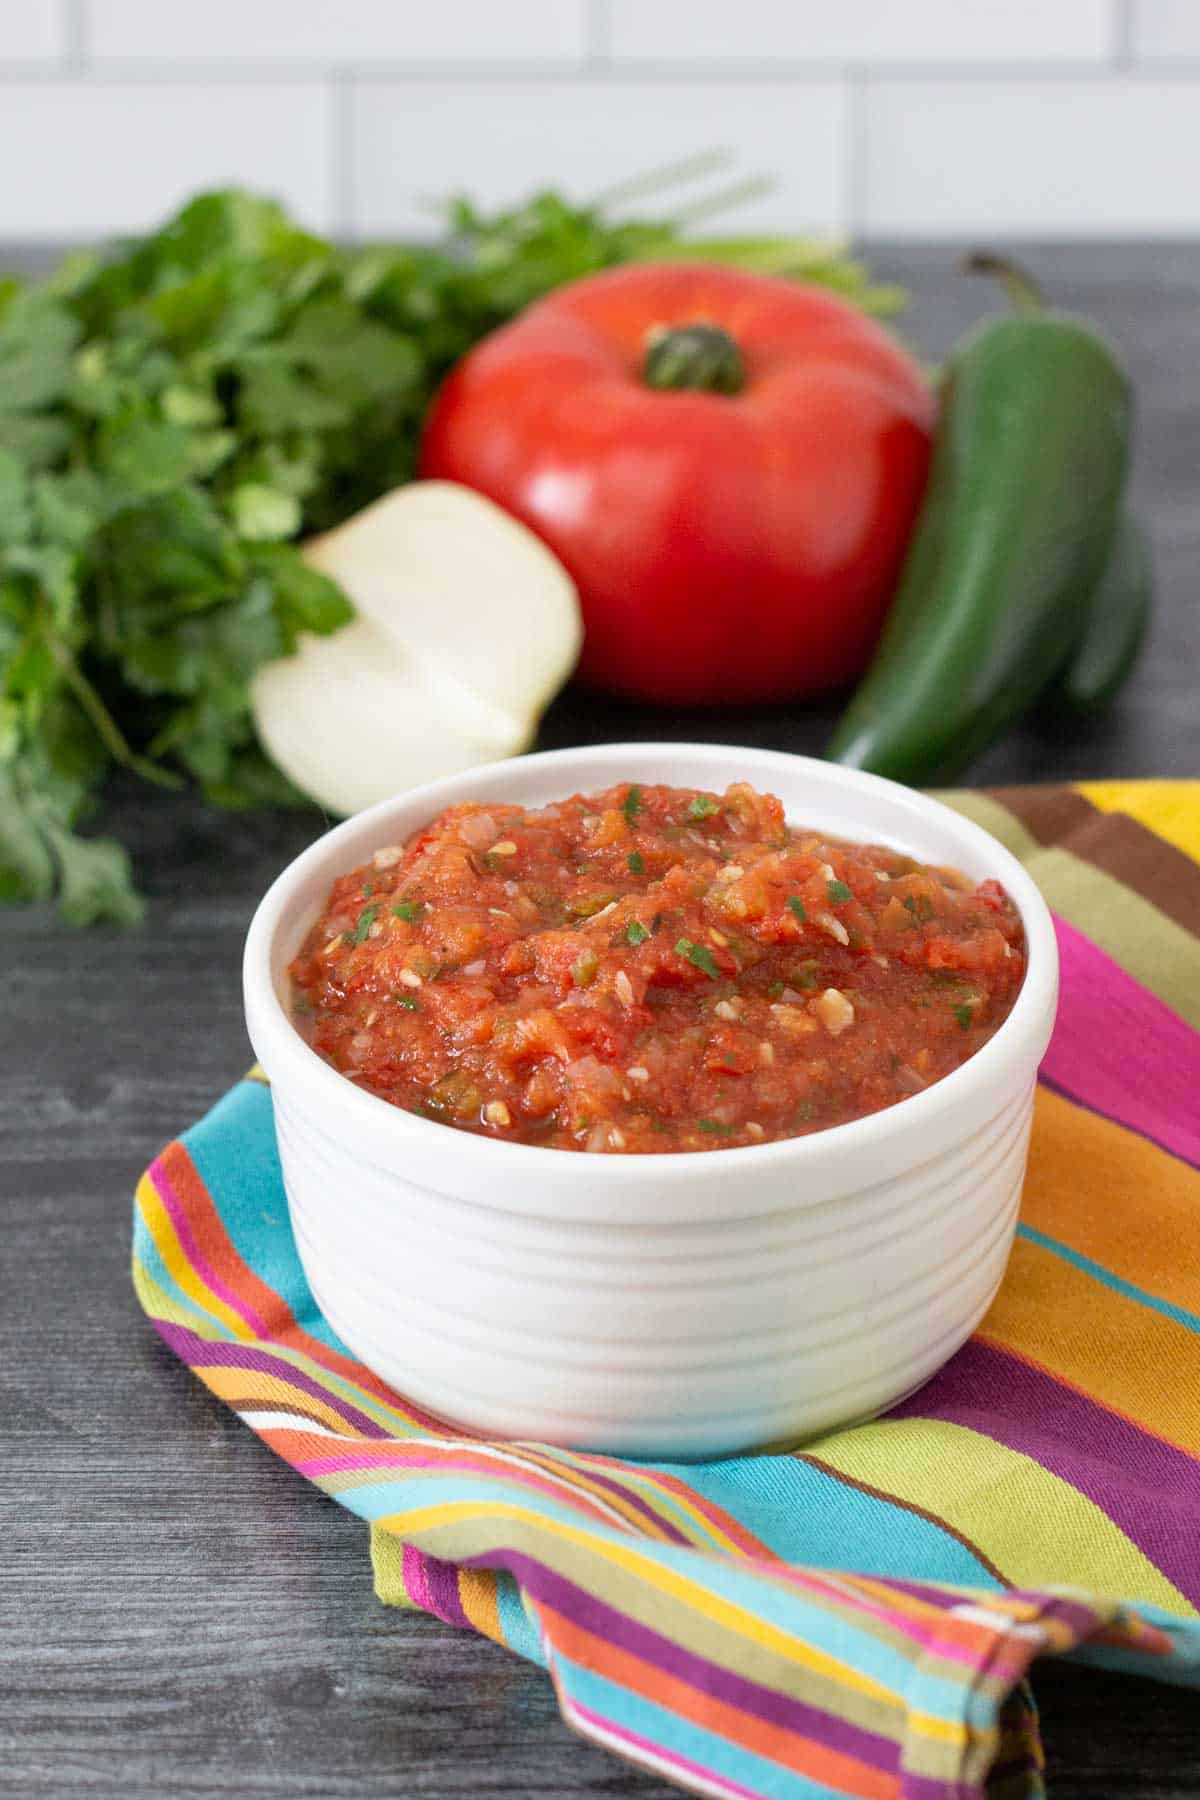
[275,1080,1034,1457]
[245,743,1058,1460]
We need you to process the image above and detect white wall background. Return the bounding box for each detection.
[2,0,1199,241]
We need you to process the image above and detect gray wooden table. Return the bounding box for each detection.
[2,245,1198,1797]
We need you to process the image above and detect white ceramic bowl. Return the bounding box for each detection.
[244,743,1057,1459]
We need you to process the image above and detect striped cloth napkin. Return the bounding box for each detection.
[133,781,1200,1800]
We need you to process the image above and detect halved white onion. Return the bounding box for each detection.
[252,615,530,818]
[253,480,582,814]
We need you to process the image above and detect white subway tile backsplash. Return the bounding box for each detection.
[0,8,1193,242]
[861,79,1200,236]
[1,0,67,63]
[0,82,333,239]
[347,79,848,238]
[1130,1,1200,60]
[85,0,587,65]
[608,0,1117,67]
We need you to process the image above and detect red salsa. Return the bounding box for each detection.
[289,782,1026,1153]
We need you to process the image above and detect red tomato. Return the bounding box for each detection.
[419,263,935,706]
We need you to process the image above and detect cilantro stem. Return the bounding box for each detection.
[45,629,184,791]
[666,175,775,230]
[2,180,905,928]
[590,148,733,209]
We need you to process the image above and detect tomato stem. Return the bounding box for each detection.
[642,322,745,395]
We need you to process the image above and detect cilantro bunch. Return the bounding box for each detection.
[0,180,904,924]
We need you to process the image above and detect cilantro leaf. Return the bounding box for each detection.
[246,545,352,643]
[45,822,146,927]
[675,935,719,978]
[0,290,81,414]
[0,760,57,903]
[0,181,903,925]
[230,483,302,542]
[0,733,142,925]
[0,450,32,543]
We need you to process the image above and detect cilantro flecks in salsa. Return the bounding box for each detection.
[289,782,1027,1154]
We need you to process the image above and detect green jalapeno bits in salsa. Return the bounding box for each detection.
[289,781,1027,1153]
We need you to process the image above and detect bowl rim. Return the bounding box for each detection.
[243,741,1058,1185]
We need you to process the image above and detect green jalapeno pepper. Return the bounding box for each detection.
[827,257,1134,784]
[1053,510,1152,715]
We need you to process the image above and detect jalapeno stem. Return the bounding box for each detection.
[961,251,1047,313]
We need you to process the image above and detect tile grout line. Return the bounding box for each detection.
[3,59,1196,89]
[844,67,867,239]
[587,0,610,67]
[61,0,87,71]
[1113,0,1135,69]
[330,68,354,240]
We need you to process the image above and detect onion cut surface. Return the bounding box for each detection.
[252,481,581,815]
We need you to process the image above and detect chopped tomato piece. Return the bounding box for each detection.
[290,782,1026,1153]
